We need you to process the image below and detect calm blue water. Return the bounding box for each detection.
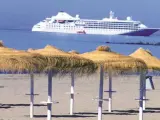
[0,0,160,57]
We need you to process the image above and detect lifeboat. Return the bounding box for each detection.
[56,20,65,23]
[77,30,86,34]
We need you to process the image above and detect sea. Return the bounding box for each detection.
[0,0,160,58]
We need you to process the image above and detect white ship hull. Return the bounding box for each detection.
[32,11,160,37]
[32,27,133,35]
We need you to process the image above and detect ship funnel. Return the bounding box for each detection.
[76,14,79,18]
[109,11,114,19]
[127,16,132,21]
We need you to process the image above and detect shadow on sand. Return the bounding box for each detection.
[0,104,11,109]
[0,103,46,108]
[0,86,5,88]
[26,114,96,118]
[146,107,160,111]
[76,109,160,116]
[75,111,136,115]
[112,109,160,114]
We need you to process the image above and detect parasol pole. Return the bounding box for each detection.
[70,71,75,115]
[98,65,104,120]
[108,68,112,112]
[139,69,145,120]
[47,70,53,120]
[30,72,34,118]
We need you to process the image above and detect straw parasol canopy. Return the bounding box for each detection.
[28,45,69,56]
[0,41,47,73]
[28,45,97,74]
[130,48,160,71]
[80,45,147,73]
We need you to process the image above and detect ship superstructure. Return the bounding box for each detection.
[32,11,160,36]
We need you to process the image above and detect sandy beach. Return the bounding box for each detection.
[0,73,160,120]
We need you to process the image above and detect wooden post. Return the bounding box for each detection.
[47,70,53,120]
[139,70,145,120]
[143,73,146,110]
[108,69,112,112]
[70,71,75,115]
[30,73,34,118]
[98,65,104,120]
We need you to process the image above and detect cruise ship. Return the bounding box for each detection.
[32,11,160,36]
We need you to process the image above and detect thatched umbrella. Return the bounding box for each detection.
[80,45,147,120]
[0,42,49,118]
[28,45,97,119]
[0,42,48,73]
[130,48,160,70]
[130,48,160,111]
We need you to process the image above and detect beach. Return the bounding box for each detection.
[0,73,160,120]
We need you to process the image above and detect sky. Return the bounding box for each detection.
[0,0,160,28]
[0,0,160,57]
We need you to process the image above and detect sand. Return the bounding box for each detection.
[0,73,160,120]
